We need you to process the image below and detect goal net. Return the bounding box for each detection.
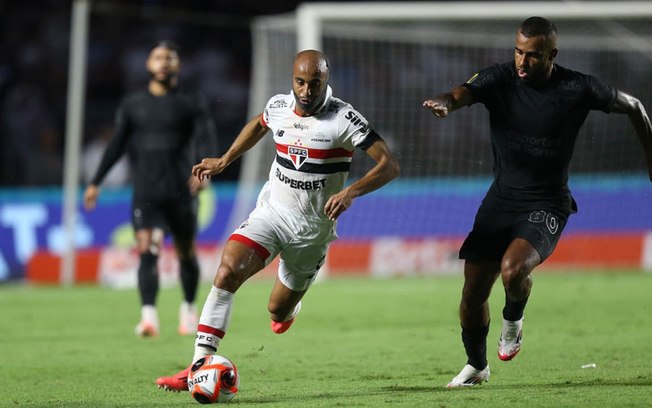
[239,2,652,275]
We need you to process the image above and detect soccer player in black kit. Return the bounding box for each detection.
[84,42,218,338]
[423,17,652,387]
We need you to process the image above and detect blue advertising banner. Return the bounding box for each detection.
[2,176,651,281]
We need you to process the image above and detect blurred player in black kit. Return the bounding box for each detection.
[84,41,218,338]
[423,17,652,387]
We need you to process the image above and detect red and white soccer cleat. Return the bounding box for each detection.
[270,301,302,334]
[498,317,523,361]
[270,318,295,334]
[156,366,191,392]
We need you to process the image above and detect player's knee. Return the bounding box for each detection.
[461,276,494,308]
[174,239,195,259]
[213,263,245,292]
[500,258,530,291]
[460,291,489,311]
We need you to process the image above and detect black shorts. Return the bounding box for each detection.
[131,197,198,240]
[459,207,569,263]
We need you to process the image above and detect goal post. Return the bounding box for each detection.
[241,2,652,275]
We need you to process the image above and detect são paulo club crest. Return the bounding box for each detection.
[288,140,308,170]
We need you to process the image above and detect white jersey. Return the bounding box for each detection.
[260,86,379,221]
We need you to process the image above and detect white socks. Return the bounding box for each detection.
[141,304,159,325]
[193,286,234,362]
[179,301,196,316]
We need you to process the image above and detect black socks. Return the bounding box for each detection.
[502,294,529,321]
[461,324,490,370]
[138,252,159,305]
[179,256,200,304]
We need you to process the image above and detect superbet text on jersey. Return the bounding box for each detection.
[260,86,379,221]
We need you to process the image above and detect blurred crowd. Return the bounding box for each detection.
[0,0,348,187]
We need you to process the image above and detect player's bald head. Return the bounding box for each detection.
[293,50,329,81]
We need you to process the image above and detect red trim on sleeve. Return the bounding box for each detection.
[229,233,271,261]
[260,113,267,127]
[197,324,225,339]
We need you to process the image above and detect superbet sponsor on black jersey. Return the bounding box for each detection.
[260,86,380,221]
[91,89,217,202]
[463,62,617,213]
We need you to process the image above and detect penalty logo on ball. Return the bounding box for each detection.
[188,355,239,404]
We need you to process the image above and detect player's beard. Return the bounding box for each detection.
[151,72,176,88]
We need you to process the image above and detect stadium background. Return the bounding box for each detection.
[1,0,651,284]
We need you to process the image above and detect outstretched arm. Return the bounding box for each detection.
[422,85,474,118]
[192,114,268,181]
[324,138,400,221]
[84,105,131,210]
[188,94,219,194]
[611,91,652,180]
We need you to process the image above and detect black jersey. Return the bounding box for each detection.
[91,89,217,202]
[463,62,617,213]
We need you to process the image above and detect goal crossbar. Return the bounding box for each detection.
[297,1,652,50]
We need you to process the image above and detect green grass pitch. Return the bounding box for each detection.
[2,272,651,407]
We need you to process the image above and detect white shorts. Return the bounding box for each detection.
[229,203,337,291]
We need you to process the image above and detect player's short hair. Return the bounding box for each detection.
[519,16,557,40]
[152,40,180,56]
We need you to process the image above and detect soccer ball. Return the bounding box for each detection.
[188,355,239,404]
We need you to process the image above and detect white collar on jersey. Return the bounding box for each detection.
[290,85,333,116]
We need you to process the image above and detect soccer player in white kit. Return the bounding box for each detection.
[156,49,400,391]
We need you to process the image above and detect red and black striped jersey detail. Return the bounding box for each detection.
[275,143,354,159]
[275,155,351,174]
[275,142,355,174]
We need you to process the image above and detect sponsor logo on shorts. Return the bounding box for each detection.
[528,210,546,223]
[545,213,559,234]
[275,168,326,190]
[528,210,559,234]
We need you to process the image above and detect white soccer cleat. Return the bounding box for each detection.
[178,301,198,336]
[498,317,523,361]
[446,364,490,388]
[135,305,160,337]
